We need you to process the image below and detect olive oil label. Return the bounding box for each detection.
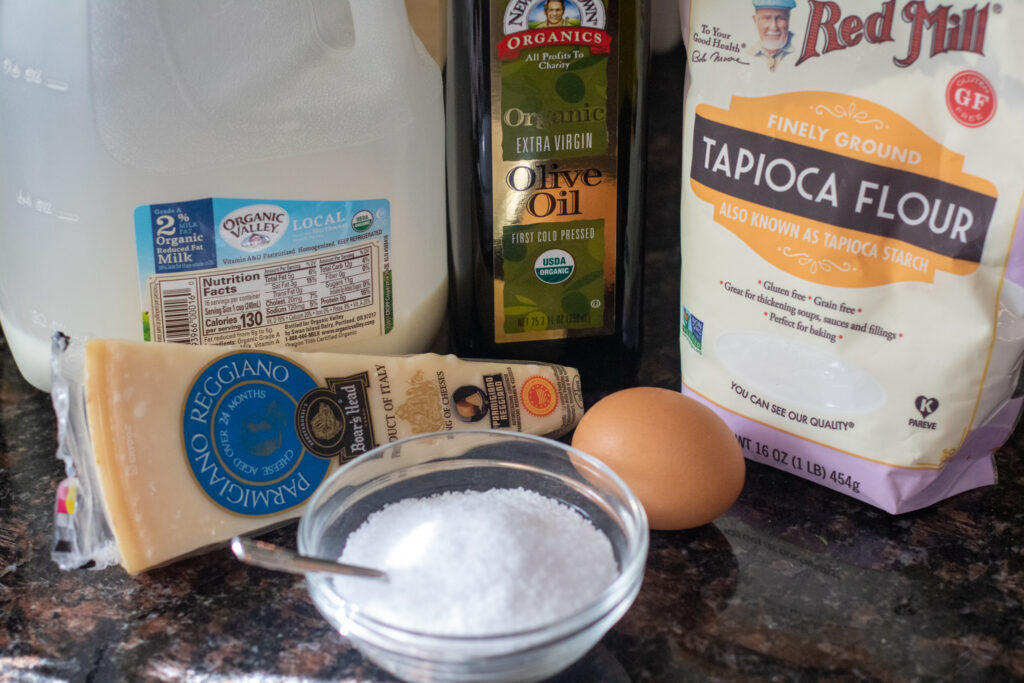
[491,0,620,343]
[502,220,605,334]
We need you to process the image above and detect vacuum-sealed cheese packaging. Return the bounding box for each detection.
[50,335,584,573]
[678,0,1024,512]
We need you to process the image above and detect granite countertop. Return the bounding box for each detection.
[2,49,1023,682]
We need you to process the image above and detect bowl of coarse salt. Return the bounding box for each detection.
[298,429,649,683]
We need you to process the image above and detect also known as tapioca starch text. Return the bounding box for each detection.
[334,487,618,636]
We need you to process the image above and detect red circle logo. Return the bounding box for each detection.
[946,70,996,128]
[520,376,558,417]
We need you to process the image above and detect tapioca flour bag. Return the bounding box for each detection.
[678,0,1024,512]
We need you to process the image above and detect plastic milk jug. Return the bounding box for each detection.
[0,0,447,391]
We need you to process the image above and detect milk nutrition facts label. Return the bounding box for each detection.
[135,197,392,348]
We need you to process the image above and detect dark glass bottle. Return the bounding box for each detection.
[445,0,650,390]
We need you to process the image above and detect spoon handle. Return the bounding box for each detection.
[231,537,387,579]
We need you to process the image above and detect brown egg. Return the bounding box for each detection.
[571,387,745,530]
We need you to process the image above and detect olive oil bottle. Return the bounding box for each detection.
[446,0,650,389]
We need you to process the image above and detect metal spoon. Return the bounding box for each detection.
[230,536,387,580]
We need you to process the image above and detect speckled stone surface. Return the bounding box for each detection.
[3,49,1024,682]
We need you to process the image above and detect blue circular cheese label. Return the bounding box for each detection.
[183,351,330,516]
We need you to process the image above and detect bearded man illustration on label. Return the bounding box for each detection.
[748,0,796,71]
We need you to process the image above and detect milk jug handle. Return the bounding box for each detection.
[319,0,420,56]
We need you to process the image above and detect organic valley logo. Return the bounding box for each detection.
[795,0,992,68]
[499,0,610,59]
[220,204,289,251]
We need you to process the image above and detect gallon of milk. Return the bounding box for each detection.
[0,0,447,391]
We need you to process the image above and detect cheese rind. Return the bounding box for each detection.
[57,339,584,573]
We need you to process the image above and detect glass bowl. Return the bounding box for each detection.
[298,430,649,683]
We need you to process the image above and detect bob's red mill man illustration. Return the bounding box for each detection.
[748,0,797,71]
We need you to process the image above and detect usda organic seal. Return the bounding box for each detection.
[351,210,374,232]
[534,248,575,284]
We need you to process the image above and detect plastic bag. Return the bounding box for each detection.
[678,0,1024,512]
[51,334,120,570]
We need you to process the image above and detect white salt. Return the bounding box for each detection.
[334,487,618,636]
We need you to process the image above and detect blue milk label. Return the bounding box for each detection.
[135,197,393,348]
[183,351,331,516]
[149,199,218,273]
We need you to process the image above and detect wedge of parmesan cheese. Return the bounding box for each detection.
[55,338,583,573]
